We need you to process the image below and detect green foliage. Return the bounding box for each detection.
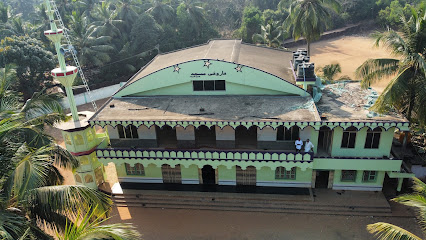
[57,205,141,240]
[339,0,376,23]
[262,9,288,25]
[356,8,426,125]
[130,13,163,53]
[320,62,342,81]
[0,35,55,100]
[284,0,341,54]
[252,21,283,48]
[367,177,426,240]
[0,65,138,239]
[238,6,263,43]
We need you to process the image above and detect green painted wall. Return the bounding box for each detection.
[135,81,288,96]
[218,165,236,180]
[333,170,385,187]
[313,158,402,171]
[114,60,307,97]
[331,127,395,158]
[257,166,312,182]
[181,165,199,179]
[117,163,162,178]
[62,127,98,153]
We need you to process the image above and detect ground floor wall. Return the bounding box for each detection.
[332,170,385,191]
[114,163,392,191]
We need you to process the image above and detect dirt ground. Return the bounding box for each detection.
[308,33,395,93]
[107,207,422,240]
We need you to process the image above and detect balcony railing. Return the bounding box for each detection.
[96,148,313,162]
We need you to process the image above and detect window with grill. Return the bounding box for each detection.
[341,127,357,148]
[193,80,226,91]
[364,127,381,149]
[125,163,145,176]
[277,126,300,141]
[362,171,377,182]
[117,125,139,139]
[341,170,357,182]
[275,167,296,180]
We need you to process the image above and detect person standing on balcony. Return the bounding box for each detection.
[295,138,303,153]
[304,139,314,153]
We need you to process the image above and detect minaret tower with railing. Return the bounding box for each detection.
[44,0,107,189]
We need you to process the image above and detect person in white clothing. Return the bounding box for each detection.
[295,138,303,153]
[304,139,314,153]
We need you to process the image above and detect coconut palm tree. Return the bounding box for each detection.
[252,21,283,48]
[367,177,426,240]
[0,65,116,239]
[179,0,205,35]
[146,0,175,25]
[321,62,342,81]
[355,8,426,125]
[284,0,341,54]
[57,205,141,240]
[68,11,114,67]
[91,1,123,38]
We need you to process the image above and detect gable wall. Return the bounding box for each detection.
[115,60,306,97]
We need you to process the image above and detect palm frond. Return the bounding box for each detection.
[25,185,112,225]
[0,210,28,240]
[58,205,141,240]
[370,66,412,114]
[367,222,422,240]
[355,58,400,88]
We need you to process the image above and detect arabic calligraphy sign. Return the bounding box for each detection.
[190,71,227,78]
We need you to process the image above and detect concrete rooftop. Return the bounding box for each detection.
[91,95,320,122]
[316,82,406,122]
[127,40,295,86]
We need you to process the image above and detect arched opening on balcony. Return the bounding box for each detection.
[235,126,257,149]
[276,126,300,150]
[318,126,333,156]
[196,125,216,148]
[156,125,177,148]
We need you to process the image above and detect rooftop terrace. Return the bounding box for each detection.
[92,95,320,122]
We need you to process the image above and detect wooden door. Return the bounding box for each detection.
[162,164,182,184]
[236,166,256,186]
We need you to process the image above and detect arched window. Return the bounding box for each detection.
[275,167,296,179]
[84,174,94,183]
[75,174,82,183]
[277,126,299,141]
[64,134,72,145]
[365,127,382,149]
[125,163,145,175]
[341,127,357,148]
[74,134,84,145]
[117,125,139,139]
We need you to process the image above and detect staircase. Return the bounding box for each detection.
[112,189,392,217]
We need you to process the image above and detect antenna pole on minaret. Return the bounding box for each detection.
[44,0,79,122]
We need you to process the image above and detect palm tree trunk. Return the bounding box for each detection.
[407,88,415,121]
